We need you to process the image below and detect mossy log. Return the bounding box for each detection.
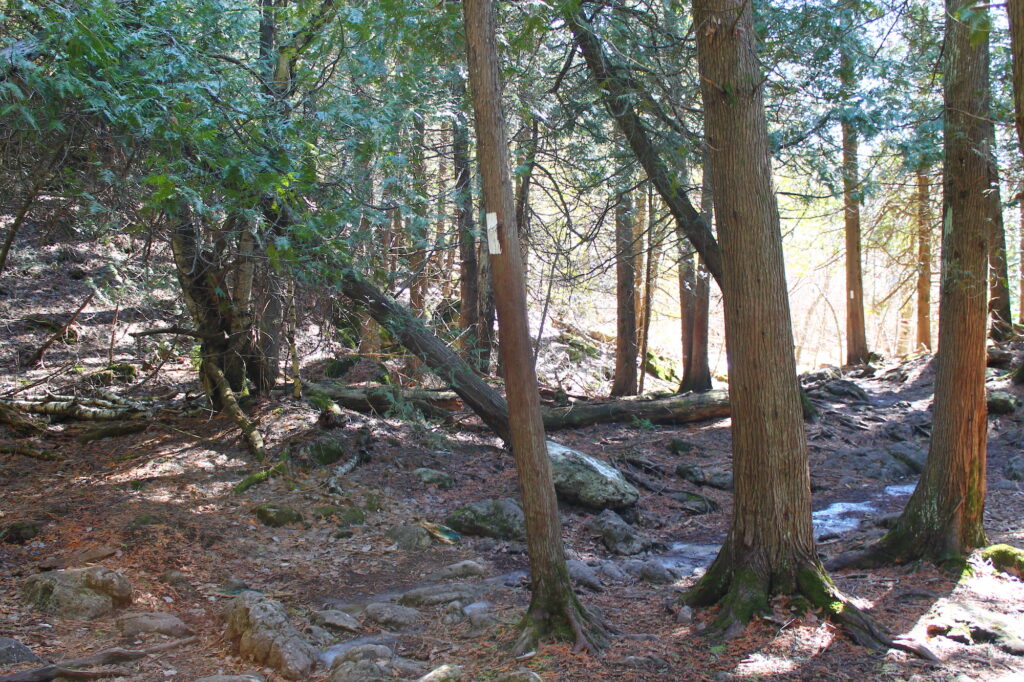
[0,399,147,421]
[541,389,730,429]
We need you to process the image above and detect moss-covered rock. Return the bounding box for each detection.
[22,567,133,619]
[413,467,454,489]
[981,544,1024,578]
[644,350,681,384]
[386,524,433,550]
[987,390,1019,415]
[445,498,525,540]
[0,520,40,544]
[337,506,366,527]
[547,441,639,510]
[301,436,347,466]
[323,357,358,379]
[253,504,303,527]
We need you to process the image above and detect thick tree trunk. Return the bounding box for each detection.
[842,115,869,365]
[1010,0,1024,161]
[464,0,606,653]
[680,160,714,393]
[841,0,990,567]
[611,192,639,397]
[916,166,933,350]
[985,139,1012,341]
[683,0,883,643]
[566,7,724,287]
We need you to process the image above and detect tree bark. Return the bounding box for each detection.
[680,159,714,393]
[984,131,1012,341]
[915,165,933,350]
[611,192,639,396]
[464,0,606,653]
[684,0,878,642]
[453,78,483,370]
[842,112,869,365]
[839,0,990,567]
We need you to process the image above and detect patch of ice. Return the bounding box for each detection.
[812,501,876,539]
[884,483,917,497]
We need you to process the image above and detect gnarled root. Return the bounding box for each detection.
[512,596,610,656]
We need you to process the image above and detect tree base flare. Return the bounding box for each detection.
[512,597,610,656]
[683,557,938,661]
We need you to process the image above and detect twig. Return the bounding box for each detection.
[26,291,95,367]
[2,361,77,398]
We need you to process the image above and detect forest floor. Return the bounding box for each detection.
[1,237,1024,681]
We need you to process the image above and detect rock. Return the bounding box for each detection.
[363,602,421,630]
[637,560,676,584]
[417,664,463,681]
[1,520,40,544]
[988,391,1019,415]
[193,676,266,682]
[0,637,40,665]
[315,609,362,633]
[492,670,543,682]
[669,491,718,514]
[668,438,698,455]
[546,441,639,510]
[338,506,368,527]
[303,436,348,466]
[675,605,694,624]
[675,463,733,491]
[223,591,316,680]
[413,468,454,489]
[253,504,303,527]
[981,544,1024,578]
[927,601,1024,655]
[886,442,927,474]
[329,659,393,682]
[567,559,603,591]
[991,479,1019,491]
[597,561,629,583]
[160,569,189,587]
[324,357,359,378]
[1005,455,1024,482]
[118,611,193,638]
[834,446,916,482]
[399,582,483,607]
[645,350,681,384]
[445,498,525,540]
[22,566,133,619]
[386,525,433,551]
[587,509,652,555]
[428,559,489,581]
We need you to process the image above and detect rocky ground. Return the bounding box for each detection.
[1,238,1024,681]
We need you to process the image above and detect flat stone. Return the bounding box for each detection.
[386,525,433,551]
[413,468,454,489]
[587,509,652,556]
[445,498,525,541]
[399,583,482,607]
[988,391,1019,415]
[363,602,421,630]
[223,591,316,680]
[675,463,733,491]
[0,637,40,665]
[314,609,361,633]
[417,664,463,681]
[22,566,133,620]
[428,560,489,581]
[546,441,639,510]
[118,611,193,638]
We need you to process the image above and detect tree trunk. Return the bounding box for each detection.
[1010,0,1024,162]
[985,135,1012,341]
[842,0,990,567]
[543,390,729,430]
[611,192,639,397]
[409,115,429,318]
[916,165,933,350]
[842,115,869,365]
[636,195,660,394]
[453,80,483,370]
[684,0,873,640]
[566,7,724,287]
[680,159,714,393]
[463,0,606,653]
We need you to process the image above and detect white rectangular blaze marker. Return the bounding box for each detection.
[486,212,501,254]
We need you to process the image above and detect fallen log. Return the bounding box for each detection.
[0,636,196,682]
[541,390,730,429]
[307,382,463,416]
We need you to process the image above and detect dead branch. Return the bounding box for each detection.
[128,326,209,339]
[26,291,95,367]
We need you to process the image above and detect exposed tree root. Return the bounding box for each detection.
[0,637,196,682]
[0,442,61,461]
[512,596,610,656]
[684,553,938,661]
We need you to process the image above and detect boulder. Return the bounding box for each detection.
[22,566,133,619]
[314,609,361,634]
[0,637,40,665]
[675,463,733,491]
[223,591,316,680]
[302,436,348,466]
[386,525,433,551]
[886,442,927,474]
[118,611,193,638]
[567,559,603,591]
[587,509,652,556]
[445,498,525,541]
[327,642,426,682]
[363,602,421,630]
[253,504,303,527]
[546,441,639,510]
[831,446,917,482]
[413,468,454,490]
